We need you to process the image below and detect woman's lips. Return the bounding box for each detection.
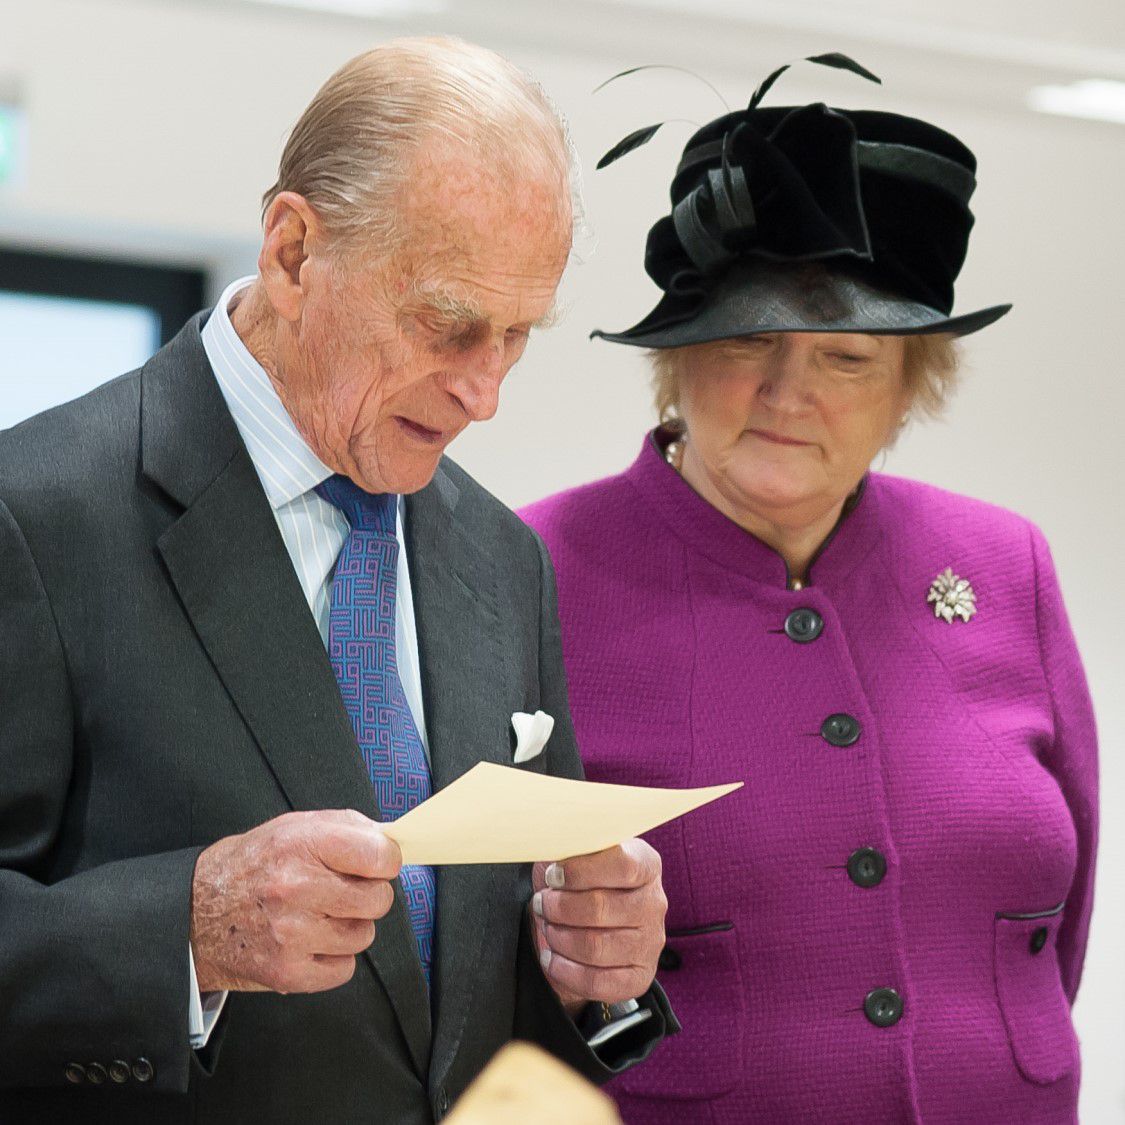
[748,428,810,447]
[395,416,446,445]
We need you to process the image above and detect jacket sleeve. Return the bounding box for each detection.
[1029,524,1098,1003]
[0,497,204,1093]
[510,532,678,1084]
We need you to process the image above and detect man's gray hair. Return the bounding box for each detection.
[262,36,576,257]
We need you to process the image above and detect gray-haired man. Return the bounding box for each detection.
[0,37,674,1124]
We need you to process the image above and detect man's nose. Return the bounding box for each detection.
[447,341,504,422]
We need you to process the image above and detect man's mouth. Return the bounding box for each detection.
[395,416,446,445]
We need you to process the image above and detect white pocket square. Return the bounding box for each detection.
[511,710,555,764]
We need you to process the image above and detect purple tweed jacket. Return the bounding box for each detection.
[520,432,1098,1125]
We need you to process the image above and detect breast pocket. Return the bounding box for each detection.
[612,922,745,1101]
[993,906,1079,1085]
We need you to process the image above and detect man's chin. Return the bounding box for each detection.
[354,452,445,496]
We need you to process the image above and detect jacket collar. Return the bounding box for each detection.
[624,427,882,590]
[139,315,434,1076]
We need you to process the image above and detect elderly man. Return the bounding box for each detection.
[0,37,674,1124]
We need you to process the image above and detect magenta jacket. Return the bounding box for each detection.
[521,433,1097,1124]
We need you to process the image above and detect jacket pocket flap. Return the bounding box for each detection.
[993,908,1078,1085]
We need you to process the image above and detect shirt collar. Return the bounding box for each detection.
[202,276,333,510]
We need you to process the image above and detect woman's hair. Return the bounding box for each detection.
[261,36,575,258]
[650,332,961,437]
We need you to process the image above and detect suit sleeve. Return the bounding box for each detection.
[1029,525,1098,1003]
[0,497,204,1093]
[510,532,678,1083]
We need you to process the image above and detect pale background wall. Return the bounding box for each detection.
[0,0,1121,1117]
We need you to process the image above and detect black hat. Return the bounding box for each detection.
[592,56,1011,348]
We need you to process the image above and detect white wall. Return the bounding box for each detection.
[1,0,1122,1118]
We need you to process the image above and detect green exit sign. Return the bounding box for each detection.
[0,104,27,188]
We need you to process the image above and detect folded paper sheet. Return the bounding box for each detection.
[382,762,742,865]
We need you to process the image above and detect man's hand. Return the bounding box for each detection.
[190,809,402,994]
[531,839,667,1015]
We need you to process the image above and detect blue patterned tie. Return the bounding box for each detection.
[315,474,435,982]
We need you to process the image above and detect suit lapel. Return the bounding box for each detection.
[407,468,514,1089]
[140,317,431,1076]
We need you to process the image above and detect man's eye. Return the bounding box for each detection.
[412,309,444,331]
[442,322,488,351]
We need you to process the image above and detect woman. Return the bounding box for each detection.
[522,62,1097,1124]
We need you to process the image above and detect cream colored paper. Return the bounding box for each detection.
[382,762,741,865]
[445,1041,622,1124]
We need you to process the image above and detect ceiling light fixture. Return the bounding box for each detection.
[1027,79,1125,126]
[242,0,447,18]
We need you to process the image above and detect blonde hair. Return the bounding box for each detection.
[261,36,574,256]
[651,332,960,437]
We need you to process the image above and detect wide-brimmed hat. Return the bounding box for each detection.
[591,55,1011,348]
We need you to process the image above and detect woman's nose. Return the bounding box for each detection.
[758,338,816,408]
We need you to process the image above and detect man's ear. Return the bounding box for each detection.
[258,192,324,322]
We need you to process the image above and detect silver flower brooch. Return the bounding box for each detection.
[927,567,977,623]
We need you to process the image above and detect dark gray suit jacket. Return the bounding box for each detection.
[0,315,673,1123]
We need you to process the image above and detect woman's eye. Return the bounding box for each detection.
[719,335,772,356]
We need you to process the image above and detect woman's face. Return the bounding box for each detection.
[677,331,911,527]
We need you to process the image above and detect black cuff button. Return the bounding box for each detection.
[64,1063,86,1085]
[131,1058,154,1083]
[85,1063,108,1086]
[109,1060,131,1084]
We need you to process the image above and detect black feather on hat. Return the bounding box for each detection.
[592,55,1011,347]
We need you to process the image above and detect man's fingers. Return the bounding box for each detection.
[539,839,661,892]
[542,921,652,969]
[538,949,647,1006]
[306,820,402,880]
[534,880,667,929]
[312,915,378,956]
[293,954,359,993]
[302,871,397,921]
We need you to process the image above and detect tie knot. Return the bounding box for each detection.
[315,474,397,534]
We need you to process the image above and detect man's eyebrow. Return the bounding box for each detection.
[407,286,483,327]
[406,283,562,332]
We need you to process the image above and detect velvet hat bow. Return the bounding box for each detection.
[647,102,872,299]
